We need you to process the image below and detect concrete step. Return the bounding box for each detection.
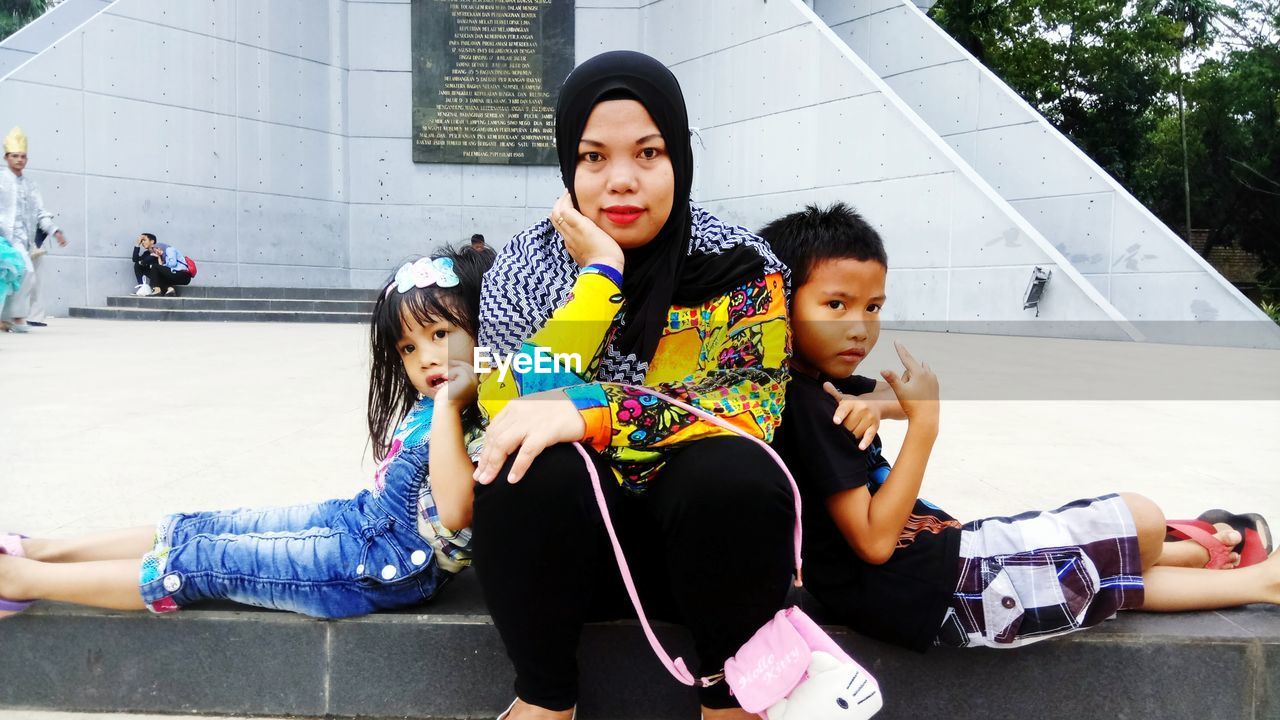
[175,286,377,301]
[2,572,1278,719]
[68,306,368,323]
[105,295,375,313]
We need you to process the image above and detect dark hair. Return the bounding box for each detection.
[141,233,157,243]
[470,234,485,244]
[758,202,887,290]
[366,246,493,462]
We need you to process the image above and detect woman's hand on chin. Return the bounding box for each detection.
[552,192,624,272]
[473,389,588,485]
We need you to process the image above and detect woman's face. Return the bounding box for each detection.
[573,99,675,250]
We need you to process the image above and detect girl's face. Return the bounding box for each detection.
[573,99,675,250]
[396,313,476,399]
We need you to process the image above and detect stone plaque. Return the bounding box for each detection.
[412,0,574,165]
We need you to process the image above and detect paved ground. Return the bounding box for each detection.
[2,317,1278,539]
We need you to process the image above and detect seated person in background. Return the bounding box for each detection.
[145,239,191,296]
[132,233,159,295]
[762,202,1278,654]
[465,233,494,262]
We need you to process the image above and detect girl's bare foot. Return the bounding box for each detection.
[1161,523,1242,568]
[0,553,34,613]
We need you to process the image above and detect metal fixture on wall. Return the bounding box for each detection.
[1023,267,1052,316]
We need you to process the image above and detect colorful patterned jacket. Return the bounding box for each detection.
[478,265,790,491]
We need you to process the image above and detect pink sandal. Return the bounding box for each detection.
[0,533,33,618]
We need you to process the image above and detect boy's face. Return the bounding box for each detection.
[790,258,886,379]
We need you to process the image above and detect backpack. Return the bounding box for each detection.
[184,256,198,278]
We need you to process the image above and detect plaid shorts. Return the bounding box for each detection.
[936,494,1145,648]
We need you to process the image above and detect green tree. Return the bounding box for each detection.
[0,0,46,41]
[1139,28,1280,291]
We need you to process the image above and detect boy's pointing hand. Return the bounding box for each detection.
[881,341,939,426]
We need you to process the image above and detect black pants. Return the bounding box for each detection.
[472,436,795,710]
[133,255,157,284]
[147,265,192,292]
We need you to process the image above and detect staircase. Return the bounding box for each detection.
[68,286,375,323]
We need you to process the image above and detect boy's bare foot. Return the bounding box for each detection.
[501,698,573,720]
[1255,548,1280,605]
[1161,523,1242,568]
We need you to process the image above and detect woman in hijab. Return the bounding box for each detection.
[474,51,794,720]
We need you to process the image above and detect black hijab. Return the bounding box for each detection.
[554,51,764,366]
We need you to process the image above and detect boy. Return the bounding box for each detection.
[762,203,1279,651]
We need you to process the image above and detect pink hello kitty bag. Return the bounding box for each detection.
[573,385,882,717]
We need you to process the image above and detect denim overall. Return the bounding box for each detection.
[139,431,449,618]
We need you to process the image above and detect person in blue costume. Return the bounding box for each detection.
[0,236,26,313]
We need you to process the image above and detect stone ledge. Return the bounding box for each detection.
[2,573,1278,719]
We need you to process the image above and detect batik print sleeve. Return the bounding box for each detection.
[477,266,623,421]
[562,272,790,488]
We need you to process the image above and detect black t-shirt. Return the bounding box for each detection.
[772,372,962,651]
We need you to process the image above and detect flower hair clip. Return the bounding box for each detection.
[386,257,459,297]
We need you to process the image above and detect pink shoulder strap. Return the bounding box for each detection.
[573,383,803,687]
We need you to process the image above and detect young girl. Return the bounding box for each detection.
[0,247,491,619]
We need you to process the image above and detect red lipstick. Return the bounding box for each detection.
[603,205,644,225]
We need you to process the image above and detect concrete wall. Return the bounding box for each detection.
[651,0,1135,339]
[2,0,352,313]
[3,0,643,312]
[3,0,1264,348]
[342,0,641,290]
[0,0,111,79]
[814,0,1280,346]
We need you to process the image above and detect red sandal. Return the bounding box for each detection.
[1165,520,1237,569]
[1196,510,1272,568]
